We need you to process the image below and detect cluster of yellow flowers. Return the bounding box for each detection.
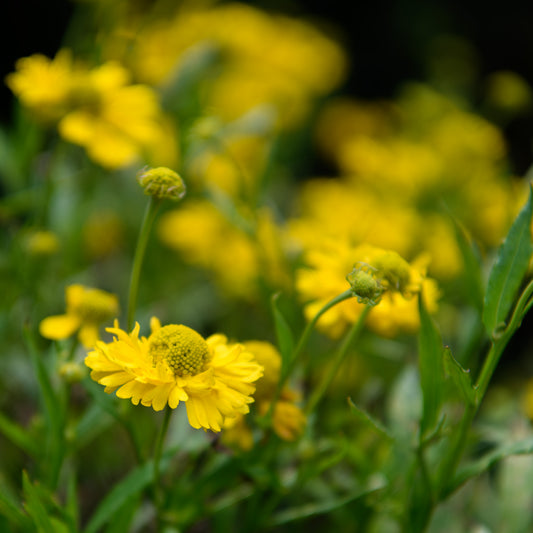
[290,83,528,284]
[108,2,347,129]
[6,52,177,169]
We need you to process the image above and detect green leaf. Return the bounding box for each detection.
[418,294,445,436]
[84,451,173,533]
[443,347,476,406]
[450,436,533,496]
[348,398,393,441]
[271,292,295,368]
[483,185,533,337]
[0,480,32,530]
[268,483,386,526]
[22,471,56,533]
[0,411,40,457]
[451,217,485,312]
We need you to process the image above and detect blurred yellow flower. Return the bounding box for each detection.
[222,340,306,446]
[39,284,119,348]
[85,318,263,432]
[158,200,289,299]
[23,229,60,256]
[6,50,74,122]
[58,61,167,169]
[7,51,176,169]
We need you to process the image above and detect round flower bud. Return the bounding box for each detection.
[137,167,186,201]
[346,267,383,306]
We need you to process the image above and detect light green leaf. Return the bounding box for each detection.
[450,436,533,496]
[0,480,31,530]
[348,398,393,441]
[418,294,445,436]
[443,347,476,406]
[271,292,295,368]
[22,471,56,533]
[483,185,533,337]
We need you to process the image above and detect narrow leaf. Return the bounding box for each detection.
[451,217,485,312]
[0,482,31,529]
[443,347,476,406]
[450,436,533,496]
[0,411,40,457]
[271,292,295,367]
[269,484,386,526]
[348,398,393,441]
[418,294,445,435]
[483,185,533,336]
[22,471,56,533]
[84,452,172,533]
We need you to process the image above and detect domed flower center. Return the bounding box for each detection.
[148,325,210,377]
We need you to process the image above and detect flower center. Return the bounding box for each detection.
[148,325,210,377]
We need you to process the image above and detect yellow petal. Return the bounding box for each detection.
[39,314,80,341]
[78,324,100,348]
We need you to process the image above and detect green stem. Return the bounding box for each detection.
[153,407,173,514]
[264,290,354,424]
[305,305,371,415]
[127,197,161,331]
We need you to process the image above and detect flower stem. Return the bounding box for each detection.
[127,196,161,331]
[263,289,354,424]
[153,406,172,514]
[305,305,371,415]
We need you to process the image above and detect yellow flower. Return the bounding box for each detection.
[6,50,74,122]
[39,284,119,348]
[58,61,166,169]
[84,318,264,432]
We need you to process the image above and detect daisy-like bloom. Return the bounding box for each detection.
[39,284,119,348]
[222,340,306,446]
[84,318,264,432]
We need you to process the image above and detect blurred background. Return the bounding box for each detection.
[4,0,533,174]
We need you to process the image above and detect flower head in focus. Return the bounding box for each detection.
[85,318,263,432]
[39,284,119,348]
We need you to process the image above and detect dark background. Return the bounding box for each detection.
[3,0,533,171]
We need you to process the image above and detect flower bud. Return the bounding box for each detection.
[137,166,186,201]
[346,267,383,306]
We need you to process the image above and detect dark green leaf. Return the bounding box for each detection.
[84,451,173,533]
[443,347,476,406]
[0,480,31,530]
[451,217,485,312]
[418,294,445,436]
[271,292,295,367]
[269,483,386,526]
[0,411,40,457]
[483,186,533,337]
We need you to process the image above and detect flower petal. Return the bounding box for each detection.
[39,314,80,341]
